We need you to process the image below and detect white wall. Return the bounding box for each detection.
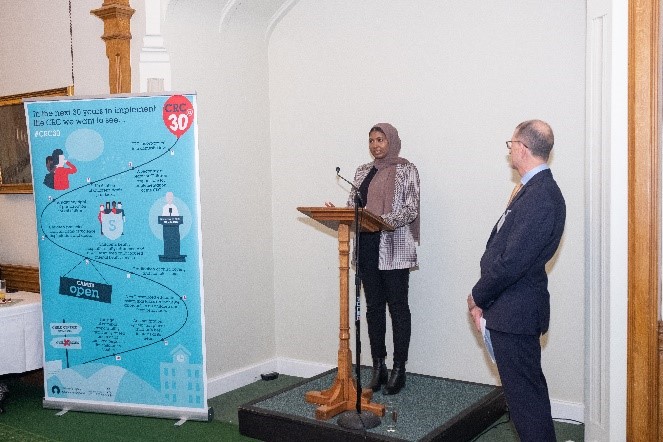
[269,0,586,407]
[608,1,628,438]
[161,0,280,375]
[0,0,111,266]
[0,1,147,266]
[0,1,631,434]
[0,0,279,380]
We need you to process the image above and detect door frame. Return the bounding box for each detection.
[628,0,660,440]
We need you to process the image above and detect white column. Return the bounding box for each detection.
[139,0,171,92]
[585,0,628,440]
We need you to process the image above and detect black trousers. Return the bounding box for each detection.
[490,328,556,442]
[357,232,411,362]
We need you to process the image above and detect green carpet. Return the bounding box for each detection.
[0,372,583,441]
[473,414,584,441]
[0,376,252,442]
[207,375,303,424]
[0,422,57,442]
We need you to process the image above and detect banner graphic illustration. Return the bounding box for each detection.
[25,94,209,420]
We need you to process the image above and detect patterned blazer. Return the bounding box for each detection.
[348,162,420,270]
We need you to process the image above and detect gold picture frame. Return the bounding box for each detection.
[0,86,74,194]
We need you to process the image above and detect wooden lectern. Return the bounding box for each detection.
[297,207,394,420]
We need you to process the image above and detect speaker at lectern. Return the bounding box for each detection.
[158,215,186,262]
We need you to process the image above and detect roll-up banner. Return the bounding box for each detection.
[25,93,211,421]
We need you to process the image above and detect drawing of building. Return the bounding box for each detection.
[159,344,203,407]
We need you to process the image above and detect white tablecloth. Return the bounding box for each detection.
[0,291,42,375]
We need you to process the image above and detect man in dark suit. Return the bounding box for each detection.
[467,120,565,442]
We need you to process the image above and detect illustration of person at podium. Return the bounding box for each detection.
[158,191,186,262]
[326,123,420,395]
[162,191,180,216]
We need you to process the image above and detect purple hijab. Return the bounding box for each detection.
[367,123,420,242]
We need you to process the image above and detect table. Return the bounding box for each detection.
[0,291,42,375]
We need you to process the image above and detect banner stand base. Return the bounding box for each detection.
[43,399,213,422]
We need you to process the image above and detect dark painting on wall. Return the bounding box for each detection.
[0,86,73,194]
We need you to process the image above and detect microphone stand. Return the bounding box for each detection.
[336,170,380,431]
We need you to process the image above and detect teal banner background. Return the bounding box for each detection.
[25,94,207,413]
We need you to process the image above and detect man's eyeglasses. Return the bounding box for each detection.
[506,140,529,150]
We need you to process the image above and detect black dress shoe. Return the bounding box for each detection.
[367,358,388,391]
[382,361,406,395]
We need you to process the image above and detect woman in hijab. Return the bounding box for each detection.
[329,123,420,395]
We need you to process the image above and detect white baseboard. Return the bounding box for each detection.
[207,359,276,399]
[206,357,333,399]
[206,358,585,426]
[551,399,584,424]
[274,357,335,378]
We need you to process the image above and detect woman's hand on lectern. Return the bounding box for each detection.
[324,202,336,207]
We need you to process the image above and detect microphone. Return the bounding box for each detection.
[336,167,364,206]
[169,207,173,215]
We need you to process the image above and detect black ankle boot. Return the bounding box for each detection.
[382,361,406,395]
[367,358,388,391]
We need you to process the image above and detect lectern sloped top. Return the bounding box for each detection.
[297,207,394,233]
